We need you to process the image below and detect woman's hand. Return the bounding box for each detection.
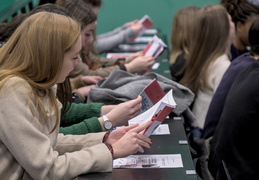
[125,51,143,63]
[81,75,103,85]
[76,85,95,97]
[109,120,153,159]
[104,96,142,127]
[125,55,155,74]
[124,19,139,27]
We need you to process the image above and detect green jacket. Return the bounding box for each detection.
[60,102,104,135]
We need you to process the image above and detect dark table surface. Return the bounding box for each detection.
[78,118,197,180]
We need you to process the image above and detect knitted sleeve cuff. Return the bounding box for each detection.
[104,143,114,157]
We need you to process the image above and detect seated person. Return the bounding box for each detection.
[56,0,144,54]
[169,6,199,82]
[0,11,153,179]
[202,14,259,139]
[221,0,259,60]
[59,0,155,100]
[208,58,259,179]
[179,4,234,130]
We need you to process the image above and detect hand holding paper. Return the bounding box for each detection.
[143,35,167,59]
[129,79,177,137]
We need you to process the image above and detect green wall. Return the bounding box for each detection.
[96,0,220,49]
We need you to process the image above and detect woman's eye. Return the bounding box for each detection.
[73,55,79,60]
[84,33,91,37]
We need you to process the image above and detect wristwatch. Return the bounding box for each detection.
[102,115,113,131]
[72,92,85,104]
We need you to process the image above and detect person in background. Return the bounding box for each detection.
[24,3,148,135]
[0,3,103,103]
[56,0,144,54]
[0,14,27,47]
[169,6,200,82]
[247,0,259,6]
[202,14,259,140]
[179,4,235,132]
[0,3,147,136]
[59,0,155,101]
[208,52,259,180]
[221,0,259,60]
[0,11,153,179]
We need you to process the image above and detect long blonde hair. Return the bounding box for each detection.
[170,6,200,65]
[180,5,230,95]
[0,12,81,132]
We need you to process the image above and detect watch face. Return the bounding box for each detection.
[104,121,113,130]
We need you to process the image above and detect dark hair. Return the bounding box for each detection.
[30,3,72,17]
[0,4,73,43]
[249,15,259,55]
[60,0,97,29]
[0,14,28,42]
[222,0,259,25]
[82,0,102,8]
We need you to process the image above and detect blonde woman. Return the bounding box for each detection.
[169,6,200,82]
[0,12,152,179]
[180,4,235,130]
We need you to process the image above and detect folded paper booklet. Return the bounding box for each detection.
[138,15,154,29]
[137,15,154,37]
[130,15,154,43]
[139,79,165,114]
[143,35,167,59]
[129,79,176,137]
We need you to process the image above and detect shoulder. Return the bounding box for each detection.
[1,76,31,92]
[212,54,230,69]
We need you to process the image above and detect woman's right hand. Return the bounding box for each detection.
[125,55,155,74]
[125,51,143,63]
[110,120,153,159]
[104,96,142,128]
[81,75,103,85]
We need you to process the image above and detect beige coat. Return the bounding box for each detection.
[0,77,112,180]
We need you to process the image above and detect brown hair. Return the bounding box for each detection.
[0,12,81,132]
[180,5,230,95]
[170,6,199,66]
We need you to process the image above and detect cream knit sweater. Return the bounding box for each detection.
[0,77,112,180]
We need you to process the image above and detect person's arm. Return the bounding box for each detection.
[95,28,136,54]
[69,60,121,78]
[0,78,112,179]
[96,25,126,39]
[60,103,104,135]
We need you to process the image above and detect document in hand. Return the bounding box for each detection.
[129,88,176,137]
[138,15,154,30]
[139,79,165,114]
[143,35,167,59]
[131,15,154,42]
